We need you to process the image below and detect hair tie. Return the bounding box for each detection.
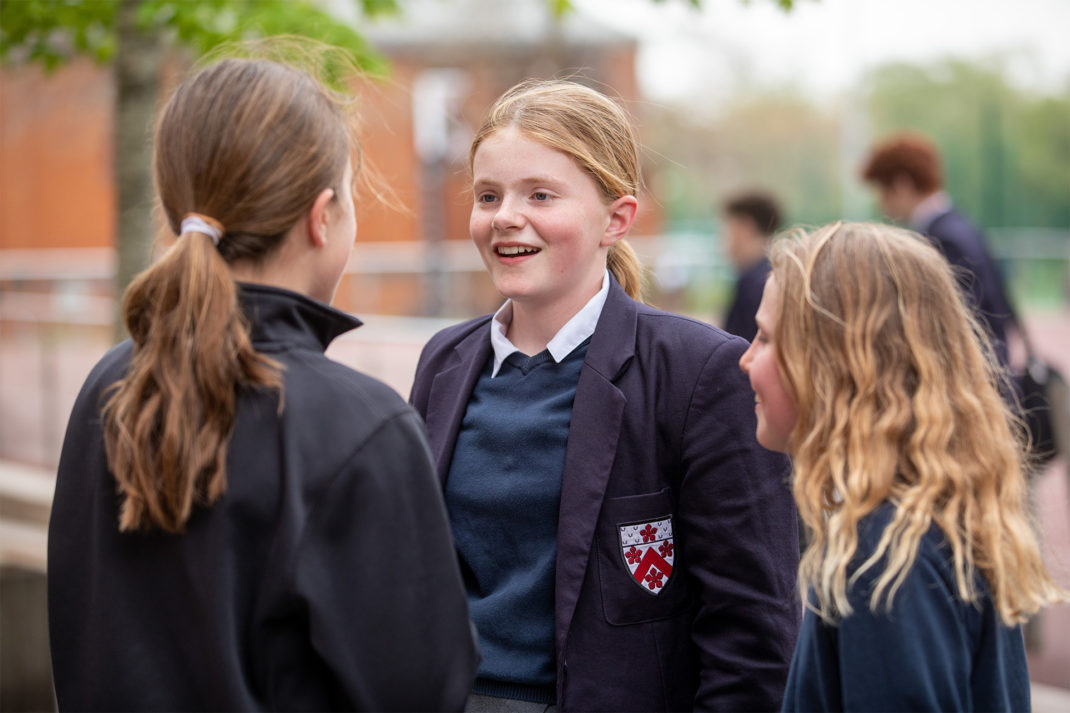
[180,213,225,246]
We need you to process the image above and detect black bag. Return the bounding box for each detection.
[1014,355,1063,465]
[1006,297,1069,467]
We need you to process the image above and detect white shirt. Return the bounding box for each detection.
[910,190,952,233]
[489,270,610,378]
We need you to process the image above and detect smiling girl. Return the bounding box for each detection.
[739,222,1066,711]
[410,79,800,712]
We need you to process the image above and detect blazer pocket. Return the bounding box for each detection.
[596,488,691,625]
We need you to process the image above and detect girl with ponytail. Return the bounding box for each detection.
[48,53,477,711]
[410,79,800,712]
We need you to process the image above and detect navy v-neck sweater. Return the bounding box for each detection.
[444,340,589,704]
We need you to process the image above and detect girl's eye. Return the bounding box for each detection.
[477,193,498,204]
[532,191,550,201]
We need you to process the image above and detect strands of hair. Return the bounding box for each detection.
[772,222,1066,626]
[103,44,362,533]
[861,133,944,193]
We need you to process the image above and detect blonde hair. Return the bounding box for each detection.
[770,221,1064,625]
[103,55,358,533]
[469,79,645,301]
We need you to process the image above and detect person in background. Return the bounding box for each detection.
[861,132,1016,367]
[739,221,1066,712]
[721,189,783,341]
[48,53,478,711]
[410,79,800,712]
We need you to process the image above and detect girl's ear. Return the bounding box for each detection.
[306,188,336,247]
[601,195,638,248]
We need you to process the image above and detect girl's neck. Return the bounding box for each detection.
[506,282,603,356]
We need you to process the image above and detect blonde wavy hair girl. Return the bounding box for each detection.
[769,221,1064,625]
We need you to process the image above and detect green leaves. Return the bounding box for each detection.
[1,0,119,69]
[2,0,802,73]
[0,0,398,74]
[144,0,391,76]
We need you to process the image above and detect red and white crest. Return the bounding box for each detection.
[618,517,674,595]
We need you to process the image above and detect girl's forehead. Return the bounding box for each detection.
[474,129,579,172]
[480,125,545,150]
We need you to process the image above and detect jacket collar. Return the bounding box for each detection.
[583,274,638,381]
[489,270,611,377]
[554,274,636,665]
[423,275,638,487]
[910,190,952,233]
[424,318,493,483]
[238,283,362,353]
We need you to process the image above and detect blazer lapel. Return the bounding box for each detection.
[425,327,492,485]
[555,279,638,656]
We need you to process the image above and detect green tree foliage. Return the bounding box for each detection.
[645,86,844,232]
[649,58,1069,234]
[646,56,1069,315]
[1,0,397,73]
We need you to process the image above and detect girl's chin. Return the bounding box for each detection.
[490,276,537,299]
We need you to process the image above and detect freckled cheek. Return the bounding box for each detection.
[469,213,490,244]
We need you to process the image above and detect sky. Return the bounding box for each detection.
[573,0,1070,109]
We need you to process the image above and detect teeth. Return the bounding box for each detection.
[497,245,539,256]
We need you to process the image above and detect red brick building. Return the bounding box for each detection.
[0,0,660,319]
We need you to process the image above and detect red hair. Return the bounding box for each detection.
[861,133,943,194]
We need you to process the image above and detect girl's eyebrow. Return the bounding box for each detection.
[473,174,565,187]
[519,174,564,185]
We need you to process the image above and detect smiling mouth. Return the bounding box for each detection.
[496,245,540,257]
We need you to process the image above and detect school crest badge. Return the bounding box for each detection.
[618,517,674,594]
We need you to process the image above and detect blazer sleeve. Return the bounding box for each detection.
[292,409,479,711]
[677,337,801,711]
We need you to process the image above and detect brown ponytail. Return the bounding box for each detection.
[608,239,644,302]
[103,233,281,532]
[102,57,354,532]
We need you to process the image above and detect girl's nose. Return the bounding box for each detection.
[739,342,754,374]
[491,196,524,232]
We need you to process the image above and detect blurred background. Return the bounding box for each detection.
[1,0,1068,709]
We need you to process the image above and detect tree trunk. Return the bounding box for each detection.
[113,0,161,341]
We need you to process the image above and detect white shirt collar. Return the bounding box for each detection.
[910,190,951,232]
[489,270,610,377]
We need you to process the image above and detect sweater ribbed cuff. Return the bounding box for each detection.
[473,678,556,705]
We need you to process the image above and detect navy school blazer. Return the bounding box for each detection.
[410,277,800,712]
[922,207,1015,368]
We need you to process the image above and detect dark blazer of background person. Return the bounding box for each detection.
[49,285,480,712]
[861,133,1016,369]
[920,207,1016,367]
[410,277,800,712]
[724,257,771,342]
[720,190,782,342]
